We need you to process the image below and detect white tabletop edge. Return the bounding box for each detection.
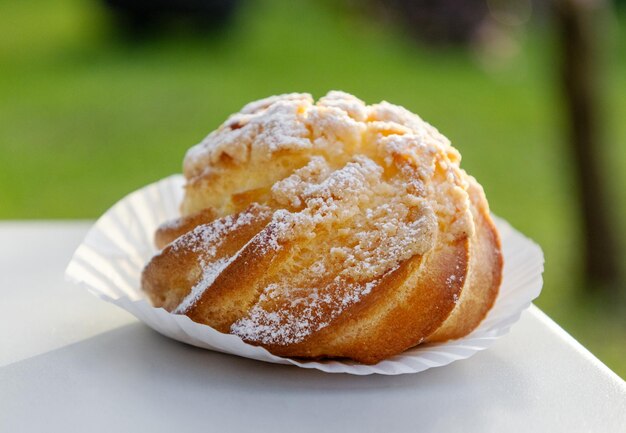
[528,305,626,388]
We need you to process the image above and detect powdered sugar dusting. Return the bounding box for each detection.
[158,217,185,231]
[167,91,481,347]
[170,205,269,255]
[173,256,234,314]
[231,274,385,345]
[229,152,439,346]
[271,156,437,281]
[184,94,313,177]
[167,205,272,313]
[181,92,474,246]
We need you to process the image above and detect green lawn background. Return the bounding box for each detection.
[1,0,625,377]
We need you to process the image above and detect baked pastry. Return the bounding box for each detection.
[142,91,502,364]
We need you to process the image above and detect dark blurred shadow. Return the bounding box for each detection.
[371,0,490,46]
[102,0,241,40]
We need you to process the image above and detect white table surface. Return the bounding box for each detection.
[0,222,625,433]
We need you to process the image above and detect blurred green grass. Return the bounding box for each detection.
[1,0,625,377]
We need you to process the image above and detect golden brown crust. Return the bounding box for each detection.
[261,237,469,363]
[185,224,291,331]
[141,92,504,364]
[142,205,272,311]
[425,178,502,343]
[154,207,218,250]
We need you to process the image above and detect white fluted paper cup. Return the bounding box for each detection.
[65,175,544,375]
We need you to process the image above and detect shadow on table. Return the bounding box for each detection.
[0,323,528,431]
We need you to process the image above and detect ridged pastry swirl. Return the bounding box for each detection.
[142,91,502,364]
